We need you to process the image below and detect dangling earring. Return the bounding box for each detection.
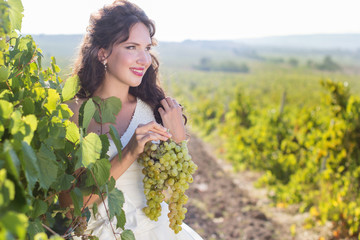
[103,61,107,72]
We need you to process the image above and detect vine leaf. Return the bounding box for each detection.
[121,229,135,240]
[85,159,111,187]
[27,220,44,240]
[79,133,102,168]
[36,144,58,189]
[51,174,75,192]
[0,100,14,121]
[44,89,60,115]
[99,134,110,159]
[2,140,20,180]
[0,66,9,82]
[66,121,80,144]
[0,211,28,239]
[108,188,125,220]
[109,125,123,160]
[20,141,40,195]
[62,75,80,102]
[30,199,47,219]
[70,187,83,217]
[8,0,24,31]
[79,99,96,131]
[93,96,121,124]
[116,209,126,230]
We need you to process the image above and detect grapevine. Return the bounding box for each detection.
[138,139,198,234]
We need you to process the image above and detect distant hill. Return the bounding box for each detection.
[30,33,360,71]
[237,34,360,50]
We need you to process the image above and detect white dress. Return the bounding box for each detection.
[82,98,203,240]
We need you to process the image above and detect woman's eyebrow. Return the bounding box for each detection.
[124,42,152,46]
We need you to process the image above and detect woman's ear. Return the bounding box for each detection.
[98,48,108,63]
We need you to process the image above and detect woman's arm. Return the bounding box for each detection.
[59,119,172,209]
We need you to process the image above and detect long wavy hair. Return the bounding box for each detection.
[73,0,168,124]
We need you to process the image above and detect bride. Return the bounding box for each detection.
[63,0,204,239]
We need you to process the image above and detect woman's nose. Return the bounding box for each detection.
[137,50,151,66]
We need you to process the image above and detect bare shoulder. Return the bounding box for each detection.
[65,97,87,125]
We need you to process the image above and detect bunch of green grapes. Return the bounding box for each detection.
[138,139,198,234]
[73,216,88,237]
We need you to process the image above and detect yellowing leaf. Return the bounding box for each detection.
[62,75,80,102]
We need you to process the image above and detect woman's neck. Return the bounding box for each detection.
[93,78,133,104]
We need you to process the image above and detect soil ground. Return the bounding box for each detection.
[184,133,335,240]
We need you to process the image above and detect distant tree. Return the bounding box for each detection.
[316,55,341,71]
[288,58,299,67]
[217,61,249,73]
[307,59,314,67]
[195,57,212,71]
[194,58,249,73]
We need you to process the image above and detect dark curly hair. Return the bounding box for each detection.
[73,0,170,124]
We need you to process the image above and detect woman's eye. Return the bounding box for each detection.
[145,46,152,51]
[126,46,135,50]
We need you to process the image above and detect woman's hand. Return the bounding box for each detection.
[158,97,186,143]
[124,121,172,159]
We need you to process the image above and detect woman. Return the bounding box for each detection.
[66,0,203,239]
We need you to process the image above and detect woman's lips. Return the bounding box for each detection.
[130,67,145,76]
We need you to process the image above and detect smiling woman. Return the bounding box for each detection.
[60,0,203,239]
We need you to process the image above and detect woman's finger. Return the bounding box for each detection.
[165,97,175,108]
[139,132,169,145]
[172,98,180,107]
[160,98,170,111]
[135,121,171,137]
[158,106,165,117]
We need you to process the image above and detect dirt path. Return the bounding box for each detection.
[184,133,333,240]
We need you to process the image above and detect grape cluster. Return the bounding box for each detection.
[138,139,198,234]
[73,216,88,237]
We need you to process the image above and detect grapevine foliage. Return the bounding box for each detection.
[0,1,134,239]
[170,70,360,238]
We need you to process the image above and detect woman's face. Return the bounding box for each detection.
[105,22,152,88]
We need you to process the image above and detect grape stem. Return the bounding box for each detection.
[41,223,60,236]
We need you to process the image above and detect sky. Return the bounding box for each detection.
[21,0,360,42]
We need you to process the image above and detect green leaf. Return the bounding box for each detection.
[99,134,110,159]
[34,233,49,240]
[66,121,80,144]
[62,75,80,102]
[8,0,24,31]
[30,199,48,218]
[44,89,60,114]
[27,220,45,240]
[56,103,72,119]
[36,144,58,189]
[92,203,98,217]
[0,100,13,121]
[81,99,96,130]
[0,169,16,207]
[70,187,83,216]
[22,114,38,144]
[109,125,122,160]
[20,141,40,194]
[0,66,9,82]
[93,97,121,124]
[51,174,75,191]
[121,229,135,240]
[22,97,35,115]
[85,158,111,187]
[107,176,116,193]
[2,141,20,180]
[107,188,125,220]
[116,209,126,230]
[80,133,102,167]
[0,211,28,240]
